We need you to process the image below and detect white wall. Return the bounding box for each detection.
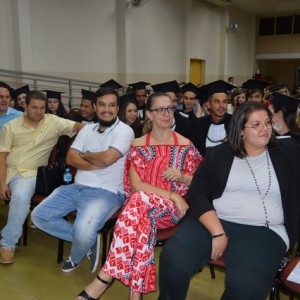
[0,0,257,86]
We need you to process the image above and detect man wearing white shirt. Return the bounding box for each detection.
[32,87,134,273]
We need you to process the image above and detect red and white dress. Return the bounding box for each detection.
[102,132,202,295]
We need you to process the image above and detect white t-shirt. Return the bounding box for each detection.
[213,150,289,249]
[70,118,134,194]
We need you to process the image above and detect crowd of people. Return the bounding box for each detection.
[0,77,300,300]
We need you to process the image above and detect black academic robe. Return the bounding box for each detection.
[72,115,99,124]
[196,113,232,156]
[275,131,300,145]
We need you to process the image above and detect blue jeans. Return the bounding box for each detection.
[31,183,125,264]
[1,174,36,249]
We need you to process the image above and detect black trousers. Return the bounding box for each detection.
[158,214,286,300]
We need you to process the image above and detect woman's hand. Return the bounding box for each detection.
[169,192,189,218]
[211,235,228,261]
[162,167,182,182]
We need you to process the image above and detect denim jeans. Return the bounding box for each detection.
[31,183,125,264]
[1,174,36,249]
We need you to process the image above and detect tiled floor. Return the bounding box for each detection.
[0,201,290,299]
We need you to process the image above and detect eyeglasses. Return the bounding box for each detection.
[244,120,272,132]
[149,107,176,115]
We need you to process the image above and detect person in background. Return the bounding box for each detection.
[76,92,202,300]
[0,81,22,129]
[196,80,235,156]
[158,101,300,300]
[180,82,202,119]
[100,79,123,94]
[151,80,197,144]
[231,87,247,112]
[31,87,134,274]
[227,76,236,86]
[118,92,143,138]
[268,92,300,144]
[11,85,30,112]
[127,81,150,121]
[0,90,83,264]
[43,89,71,119]
[73,89,98,124]
[242,79,269,103]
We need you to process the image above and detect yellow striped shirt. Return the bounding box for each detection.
[0,114,76,183]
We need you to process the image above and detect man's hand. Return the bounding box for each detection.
[0,183,11,200]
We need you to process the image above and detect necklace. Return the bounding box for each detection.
[151,132,172,141]
[244,148,271,228]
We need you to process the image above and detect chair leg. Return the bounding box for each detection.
[22,216,28,246]
[209,265,216,279]
[57,239,64,264]
[101,227,109,267]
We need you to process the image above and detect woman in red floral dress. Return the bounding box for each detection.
[77,92,202,300]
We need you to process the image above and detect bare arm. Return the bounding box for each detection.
[0,152,10,200]
[130,164,188,216]
[81,148,122,168]
[199,210,228,260]
[66,149,98,170]
[72,122,84,132]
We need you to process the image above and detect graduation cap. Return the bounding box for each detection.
[42,90,64,101]
[195,90,209,105]
[241,79,270,90]
[181,82,198,95]
[0,81,13,93]
[197,80,235,99]
[151,80,181,94]
[270,92,299,112]
[100,79,123,90]
[81,89,96,102]
[119,92,138,107]
[11,85,30,99]
[127,81,150,91]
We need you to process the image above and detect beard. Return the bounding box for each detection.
[98,117,117,128]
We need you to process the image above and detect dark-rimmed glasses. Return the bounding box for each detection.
[149,107,176,115]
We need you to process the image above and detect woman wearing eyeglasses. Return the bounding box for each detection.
[77,92,202,300]
[158,101,300,300]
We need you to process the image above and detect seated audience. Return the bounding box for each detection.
[44,89,72,119]
[196,80,234,156]
[118,93,143,138]
[269,92,300,144]
[0,82,23,129]
[242,79,269,103]
[158,101,300,300]
[0,90,83,264]
[11,84,30,112]
[231,87,246,112]
[72,89,99,124]
[76,92,202,300]
[31,87,134,273]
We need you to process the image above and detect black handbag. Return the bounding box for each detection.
[35,163,66,195]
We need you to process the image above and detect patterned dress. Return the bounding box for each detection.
[102,132,202,295]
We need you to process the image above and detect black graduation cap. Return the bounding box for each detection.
[42,90,64,101]
[100,79,123,90]
[0,81,13,92]
[195,90,209,105]
[11,85,30,99]
[119,92,138,107]
[197,80,235,99]
[270,92,299,112]
[81,89,96,102]
[127,81,150,91]
[151,80,181,94]
[181,82,198,95]
[241,79,270,90]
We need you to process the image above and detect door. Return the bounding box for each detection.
[190,59,204,85]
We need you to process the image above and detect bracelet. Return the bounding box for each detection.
[212,232,227,238]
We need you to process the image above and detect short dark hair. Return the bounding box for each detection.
[26,90,47,105]
[95,87,119,106]
[228,101,276,158]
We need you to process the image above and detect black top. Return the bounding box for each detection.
[72,115,99,124]
[196,113,232,156]
[187,140,300,249]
